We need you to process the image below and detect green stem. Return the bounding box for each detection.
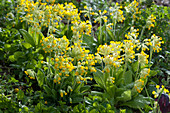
[47,21,51,37]
[139,26,146,40]
[48,52,51,78]
[105,22,107,43]
[100,17,102,44]
[144,86,154,108]
[114,20,117,40]
[149,46,153,68]
[67,19,70,37]
[135,60,140,80]
[123,60,127,84]
[138,107,144,113]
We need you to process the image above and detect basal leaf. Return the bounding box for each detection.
[120,94,152,109]
[93,69,106,90]
[19,29,36,47]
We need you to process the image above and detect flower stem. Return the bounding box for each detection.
[135,61,140,80]
[114,20,117,40]
[100,17,102,44]
[144,86,154,108]
[123,60,127,84]
[67,19,70,37]
[139,26,146,40]
[149,46,153,68]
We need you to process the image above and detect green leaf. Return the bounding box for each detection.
[118,25,130,40]
[93,69,106,90]
[90,109,98,113]
[106,83,116,98]
[120,94,152,108]
[84,96,93,105]
[19,29,36,47]
[132,61,138,72]
[4,44,11,50]
[28,27,39,46]
[14,51,24,59]
[43,85,52,95]
[17,90,25,100]
[83,34,96,51]
[9,55,16,62]
[124,70,132,85]
[22,42,32,49]
[115,68,123,86]
[116,90,132,102]
[37,69,44,87]
[106,29,113,40]
[71,95,84,104]
[80,85,91,93]
[91,91,104,97]
[149,70,157,77]
[38,54,44,60]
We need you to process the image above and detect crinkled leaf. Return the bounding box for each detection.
[93,69,105,90]
[22,42,32,49]
[19,29,35,47]
[124,70,133,85]
[120,94,152,108]
[116,90,132,102]
[37,69,44,87]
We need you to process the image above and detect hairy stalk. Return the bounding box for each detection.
[105,22,107,43]
[123,60,127,84]
[149,46,153,68]
[139,25,146,40]
[114,19,117,40]
[100,17,102,44]
[47,20,51,37]
[144,86,154,108]
[135,61,140,80]
[67,19,70,37]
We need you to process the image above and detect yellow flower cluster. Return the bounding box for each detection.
[146,15,156,30]
[133,68,150,93]
[109,3,125,23]
[136,51,149,66]
[24,70,35,79]
[80,5,98,18]
[144,34,164,53]
[122,40,136,62]
[17,0,80,33]
[96,42,123,73]
[71,20,92,41]
[40,35,69,53]
[134,79,144,93]
[125,27,139,41]
[125,0,139,13]
[152,85,170,98]
[94,10,108,23]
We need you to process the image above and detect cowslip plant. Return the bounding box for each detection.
[25,36,95,111]
[13,0,166,112]
[93,27,164,110]
[15,0,94,111]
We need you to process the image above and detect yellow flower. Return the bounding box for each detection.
[152,91,156,95]
[24,71,28,75]
[60,92,63,97]
[53,79,57,83]
[45,101,47,104]
[156,85,160,89]
[14,88,19,93]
